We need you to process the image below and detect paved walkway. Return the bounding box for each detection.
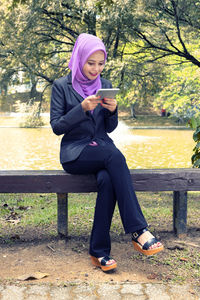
[0,282,199,300]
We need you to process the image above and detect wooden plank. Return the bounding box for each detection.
[57,193,68,237]
[131,169,200,191]
[173,191,188,237]
[0,168,200,193]
[0,171,97,193]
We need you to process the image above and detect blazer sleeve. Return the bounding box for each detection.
[50,80,88,136]
[101,80,118,133]
[104,108,118,133]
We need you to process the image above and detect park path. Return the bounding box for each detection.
[0,281,199,300]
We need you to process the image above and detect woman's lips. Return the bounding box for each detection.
[90,73,98,77]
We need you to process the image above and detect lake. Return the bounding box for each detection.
[0,119,195,170]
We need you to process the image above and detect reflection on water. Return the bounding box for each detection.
[0,121,194,170]
[109,121,160,144]
[110,122,194,169]
[0,128,62,170]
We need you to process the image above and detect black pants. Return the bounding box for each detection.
[62,143,147,258]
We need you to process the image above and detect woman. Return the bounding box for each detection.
[50,33,164,272]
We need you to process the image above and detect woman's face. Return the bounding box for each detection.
[82,50,105,80]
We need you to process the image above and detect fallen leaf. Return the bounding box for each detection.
[167,245,184,251]
[147,273,157,280]
[18,272,49,281]
[18,206,32,210]
[6,212,20,223]
[180,257,188,262]
[7,219,20,225]
[10,235,20,240]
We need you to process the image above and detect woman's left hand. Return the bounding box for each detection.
[101,98,117,113]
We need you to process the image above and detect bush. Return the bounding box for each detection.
[14,100,45,128]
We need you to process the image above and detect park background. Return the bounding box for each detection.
[0,0,200,288]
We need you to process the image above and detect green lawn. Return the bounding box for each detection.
[0,191,199,237]
[0,191,199,284]
[120,114,190,127]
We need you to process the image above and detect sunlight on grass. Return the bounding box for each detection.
[0,191,199,235]
[0,191,199,285]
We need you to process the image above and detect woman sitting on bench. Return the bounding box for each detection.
[50,33,164,272]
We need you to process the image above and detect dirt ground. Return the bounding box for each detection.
[0,227,200,286]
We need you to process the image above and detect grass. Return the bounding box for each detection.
[0,191,200,285]
[0,192,199,236]
[119,113,190,127]
[0,192,175,237]
[0,112,189,128]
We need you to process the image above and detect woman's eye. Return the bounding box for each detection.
[87,62,104,66]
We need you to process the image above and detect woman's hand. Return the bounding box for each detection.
[81,95,101,112]
[101,98,117,113]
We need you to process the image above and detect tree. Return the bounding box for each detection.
[127,0,200,67]
[1,0,200,116]
[153,63,200,120]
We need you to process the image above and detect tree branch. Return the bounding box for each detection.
[133,28,200,67]
[171,0,188,54]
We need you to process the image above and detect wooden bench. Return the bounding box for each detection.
[0,168,199,238]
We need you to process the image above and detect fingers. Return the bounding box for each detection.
[101,98,117,112]
[103,98,117,105]
[87,96,101,108]
[81,95,117,113]
[81,95,101,112]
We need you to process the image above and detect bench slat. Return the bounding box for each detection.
[0,169,199,193]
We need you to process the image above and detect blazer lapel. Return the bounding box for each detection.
[67,72,84,103]
[68,85,84,103]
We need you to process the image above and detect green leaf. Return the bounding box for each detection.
[190,117,197,129]
[195,142,200,149]
[193,127,200,142]
[191,154,196,164]
[193,159,200,168]
[191,152,200,163]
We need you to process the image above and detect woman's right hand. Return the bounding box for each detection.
[81,95,101,112]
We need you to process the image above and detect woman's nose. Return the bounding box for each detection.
[93,64,99,73]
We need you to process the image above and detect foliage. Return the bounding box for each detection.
[189,117,200,168]
[153,63,200,120]
[0,0,200,117]
[14,100,44,127]
[129,0,200,67]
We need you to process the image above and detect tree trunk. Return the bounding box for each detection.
[130,103,137,118]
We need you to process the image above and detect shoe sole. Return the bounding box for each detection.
[132,241,164,256]
[90,256,117,272]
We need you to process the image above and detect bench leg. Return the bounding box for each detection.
[173,191,187,238]
[57,193,68,238]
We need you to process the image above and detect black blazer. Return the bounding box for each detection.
[50,73,118,164]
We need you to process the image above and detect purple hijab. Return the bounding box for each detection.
[68,33,107,99]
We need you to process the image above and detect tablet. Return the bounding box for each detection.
[96,88,120,100]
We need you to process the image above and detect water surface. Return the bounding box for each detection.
[0,121,194,170]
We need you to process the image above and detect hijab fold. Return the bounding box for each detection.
[68,33,107,99]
